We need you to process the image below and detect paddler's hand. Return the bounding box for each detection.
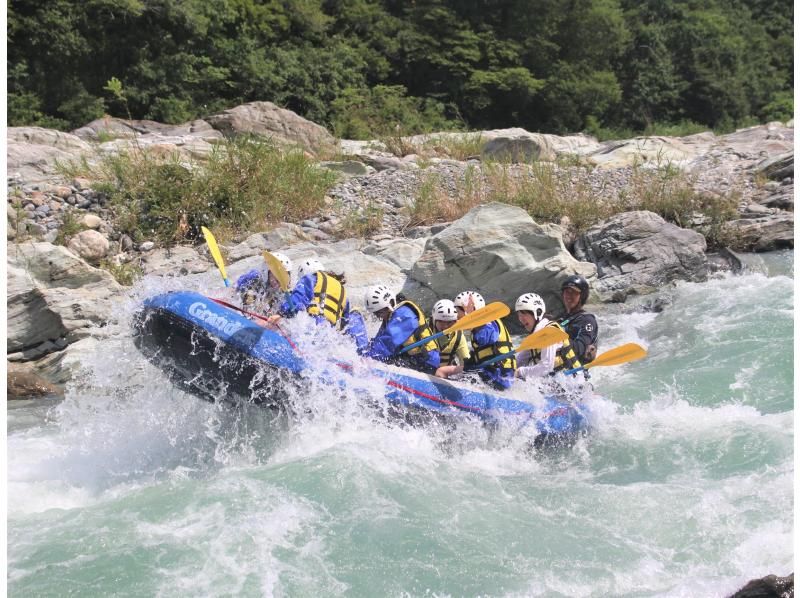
[435,365,463,379]
[256,314,282,329]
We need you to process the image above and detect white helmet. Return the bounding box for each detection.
[515,292,546,320]
[298,258,325,280]
[454,290,485,311]
[364,284,396,313]
[431,299,458,322]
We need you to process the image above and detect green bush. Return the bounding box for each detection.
[59,136,338,244]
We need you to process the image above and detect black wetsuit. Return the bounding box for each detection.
[556,309,599,364]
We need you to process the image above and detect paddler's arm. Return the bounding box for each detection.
[276,274,315,318]
[365,306,417,361]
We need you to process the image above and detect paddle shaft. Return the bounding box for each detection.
[398,301,509,355]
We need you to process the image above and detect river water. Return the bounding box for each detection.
[7,250,794,597]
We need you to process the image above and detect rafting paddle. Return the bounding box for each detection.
[399,301,510,354]
[262,251,291,292]
[201,226,231,287]
[478,325,568,368]
[562,342,647,376]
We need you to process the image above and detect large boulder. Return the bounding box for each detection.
[7,243,123,360]
[573,211,708,302]
[725,212,794,252]
[481,135,556,163]
[7,127,92,183]
[205,101,336,156]
[408,203,596,309]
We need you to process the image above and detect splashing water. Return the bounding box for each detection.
[7,251,793,596]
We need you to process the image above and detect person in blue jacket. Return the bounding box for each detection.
[455,291,516,391]
[235,252,292,314]
[265,258,367,353]
[267,258,350,327]
[362,285,440,374]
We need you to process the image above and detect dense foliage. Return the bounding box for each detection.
[8,0,793,137]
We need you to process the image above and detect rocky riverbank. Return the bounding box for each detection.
[6,102,795,396]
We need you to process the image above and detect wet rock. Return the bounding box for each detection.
[729,572,793,598]
[574,211,708,302]
[7,362,62,399]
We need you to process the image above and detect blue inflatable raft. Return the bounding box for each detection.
[132,291,591,446]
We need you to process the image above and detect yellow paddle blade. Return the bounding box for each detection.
[444,301,510,334]
[586,342,647,369]
[263,251,290,292]
[201,226,230,286]
[515,326,568,353]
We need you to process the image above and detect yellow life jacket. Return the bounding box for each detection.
[427,318,465,366]
[397,301,438,356]
[472,319,516,371]
[551,321,583,372]
[307,272,347,327]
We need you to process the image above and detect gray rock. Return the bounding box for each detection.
[67,229,110,262]
[82,214,103,229]
[319,160,369,176]
[410,203,595,309]
[574,211,708,302]
[140,245,211,277]
[138,241,155,252]
[755,151,793,181]
[730,572,793,598]
[225,225,313,262]
[205,101,336,156]
[370,238,427,272]
[7,243,122,357]
[725,213,794,252]
[481,135,554,163]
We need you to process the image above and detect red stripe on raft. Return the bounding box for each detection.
[385,380,483,413]
[332,361,481,413]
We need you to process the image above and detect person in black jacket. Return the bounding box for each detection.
[553,275,598,373]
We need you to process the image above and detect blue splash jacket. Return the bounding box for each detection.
[365,305,440,373]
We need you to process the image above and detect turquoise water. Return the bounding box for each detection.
[7,251,793,596]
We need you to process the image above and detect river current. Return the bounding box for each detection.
[7,250,794,597]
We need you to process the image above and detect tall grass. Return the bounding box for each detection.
[57,136,338,244]
[407,158,740,247]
